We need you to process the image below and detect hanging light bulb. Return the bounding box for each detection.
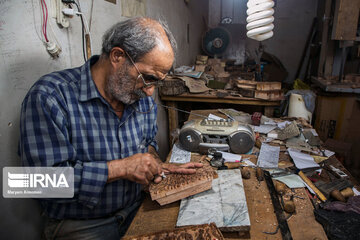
[246,0,275,41]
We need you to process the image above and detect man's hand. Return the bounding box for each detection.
[107,153,162,185]
[152,162,203,183]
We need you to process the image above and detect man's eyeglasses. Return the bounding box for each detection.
[124,51,166,88]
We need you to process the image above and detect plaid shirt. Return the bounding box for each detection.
[19,56,158,219]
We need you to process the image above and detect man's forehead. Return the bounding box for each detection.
[139,47,174,72]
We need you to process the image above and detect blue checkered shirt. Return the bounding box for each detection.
[19,56,158,219]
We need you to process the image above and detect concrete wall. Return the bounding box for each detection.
[0,0,207,239]
[209,0,318,83]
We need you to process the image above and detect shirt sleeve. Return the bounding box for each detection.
[19,91,108,209]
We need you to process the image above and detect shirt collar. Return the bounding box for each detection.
[79,55,102,102]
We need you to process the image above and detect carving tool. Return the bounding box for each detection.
[264,170,293,240]
[330,189,346,202]
[274,180,296,214]
[298,171,327,202]
[256,167,264,181]
[240,167,251,179]
[340,187,354,198]
[283,196,296,214]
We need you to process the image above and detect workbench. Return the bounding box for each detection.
[125,109,359,239]
[125,157,328,239]
[160,92,281,143]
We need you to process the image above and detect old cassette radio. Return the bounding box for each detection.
[179,118,255,154]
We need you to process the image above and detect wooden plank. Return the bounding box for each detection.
[256,82,282,91]
[235,79,257,86]
[125,195,180,236]
[254,90,284,101]
[317,0,332,76]
[155,180,212,206]
[332,0,360,40]
[284,188,328,240]
[311,76,360,93]
[149,160,215,205]
[124,223,225,240]
[324,38,335,76]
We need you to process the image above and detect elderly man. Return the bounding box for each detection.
[19,17,202,239]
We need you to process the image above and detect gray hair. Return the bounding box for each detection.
[101,18,177,62]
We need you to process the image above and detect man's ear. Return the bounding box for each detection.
[109,47,125,65]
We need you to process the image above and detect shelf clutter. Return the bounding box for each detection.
[160,53,287,101]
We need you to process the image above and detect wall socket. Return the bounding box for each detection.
[50,0,70,28]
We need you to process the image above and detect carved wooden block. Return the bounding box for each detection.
[123,223,224,240]
[149,161,215,206]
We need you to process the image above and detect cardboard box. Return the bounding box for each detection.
[314,95,360,177]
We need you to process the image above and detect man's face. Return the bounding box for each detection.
[105,59,140,105]
[106,44,174,105]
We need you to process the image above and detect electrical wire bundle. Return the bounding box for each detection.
[39,0,62,57]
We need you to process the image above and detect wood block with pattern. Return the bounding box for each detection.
[123,223,224,240]
[149,160,215,206]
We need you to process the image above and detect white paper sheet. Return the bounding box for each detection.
[324,149,335,157]
[219,151,242,163]
[287,148,319,169]
[274,174,305,188]
[242,158,256,167]
[170,144,191,164]
[277,121,291,129]
[257,143,280,168]
[310,129,318,136]
[253,124,277,134]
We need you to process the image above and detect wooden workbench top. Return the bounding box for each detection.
[124,109,331,239]
[125,155,327,240]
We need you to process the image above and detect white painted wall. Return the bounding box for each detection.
[0,0,208,239]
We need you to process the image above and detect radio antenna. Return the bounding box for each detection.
[157,102,222,121]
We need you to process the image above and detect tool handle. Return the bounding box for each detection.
[256,167,264,181]
[298,171,327,202]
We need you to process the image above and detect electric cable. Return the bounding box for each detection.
[40,0,49,42]
[71,1,86,62]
